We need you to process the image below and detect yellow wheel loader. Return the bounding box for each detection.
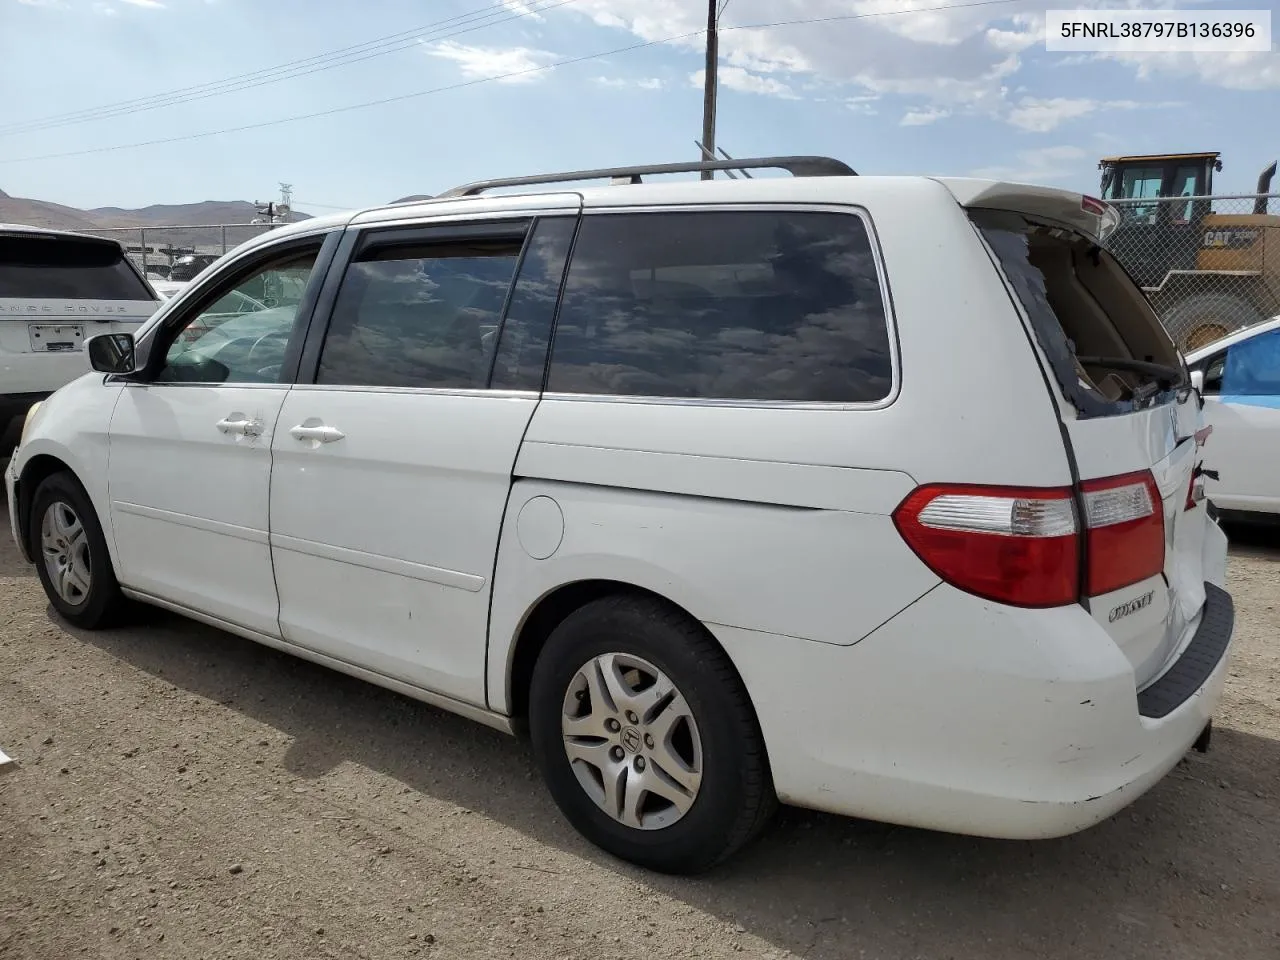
[1100,151,1279,350]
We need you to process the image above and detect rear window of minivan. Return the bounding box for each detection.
[972,210,1183,417]
[546,210,893,404]
[0,234,154,301]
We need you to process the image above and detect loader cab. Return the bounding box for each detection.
[1099,152,1221,289]
[1100,152,1220,224]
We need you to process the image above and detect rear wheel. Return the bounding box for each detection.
[528,594,775,874]
[29,471,126,629]
[1163,293,1263,351]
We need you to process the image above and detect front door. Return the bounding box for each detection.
[1198,325,1280,513]
[107,237,330,634]
[269,212,578,706]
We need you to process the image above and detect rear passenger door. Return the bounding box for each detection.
[268,211,578,707]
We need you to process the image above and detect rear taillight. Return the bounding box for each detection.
[1079,471,1164,595]
[894,471,1166,608]
[892,484,1079,608]
[1081,195,1109,216]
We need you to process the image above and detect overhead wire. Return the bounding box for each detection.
[0,0,581,137]
[0,0,1031,166]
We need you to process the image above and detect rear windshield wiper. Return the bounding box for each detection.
[1075,356,1185,390]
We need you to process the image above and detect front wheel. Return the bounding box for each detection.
[30,471,126,629]
[528,594,776,874]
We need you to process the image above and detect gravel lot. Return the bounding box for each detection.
[2,496,1278,960]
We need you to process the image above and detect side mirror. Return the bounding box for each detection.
[1189,369,1205,393]
[86,332,137,376]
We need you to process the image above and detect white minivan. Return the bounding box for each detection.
[6,157,1235,874]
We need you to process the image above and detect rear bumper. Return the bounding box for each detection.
[713,527,1235,840]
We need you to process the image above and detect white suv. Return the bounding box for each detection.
[6,157,1235,874]
[1,225,160,452]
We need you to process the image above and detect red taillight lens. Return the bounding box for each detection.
[1081,195,1109,216]
[1080,470,1164,595]
[893,484,1079,608]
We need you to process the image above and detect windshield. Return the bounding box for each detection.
[0,234,154,300]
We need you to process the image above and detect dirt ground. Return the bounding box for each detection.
[1,499,1278,960]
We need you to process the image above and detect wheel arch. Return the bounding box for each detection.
[14,453,79,562]
[501,578,759,736]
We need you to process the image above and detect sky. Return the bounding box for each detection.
[1,0,1278,215]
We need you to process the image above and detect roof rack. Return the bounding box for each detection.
[438,155,856,199]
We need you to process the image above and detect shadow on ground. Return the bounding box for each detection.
[49,600,1280,960]
[3,497,1277,958]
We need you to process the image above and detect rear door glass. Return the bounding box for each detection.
[317,236,523,390]
[546,210,892,403]
[0,235,153,300]
[973,211,1181,417]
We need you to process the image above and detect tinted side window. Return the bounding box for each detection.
[317,238,522,390]
[0,235,153,300]
[546,211,892,403]
[490,217,576,391]
[1222,329,1280,397]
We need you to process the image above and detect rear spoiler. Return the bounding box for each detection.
[933,178,1121,242]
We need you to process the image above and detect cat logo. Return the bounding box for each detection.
[1202,229,1258,249]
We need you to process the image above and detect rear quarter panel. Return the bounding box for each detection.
[486,177,1075,712]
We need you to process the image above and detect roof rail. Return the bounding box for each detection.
[438,155,856,199]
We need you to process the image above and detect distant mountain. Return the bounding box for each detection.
[0,192,310,248]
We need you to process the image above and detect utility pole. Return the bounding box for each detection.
[700,0,719,181]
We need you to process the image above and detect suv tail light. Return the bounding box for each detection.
[893,471,1166,608]
[1080,471,1164,595]
[892,485,1079,608]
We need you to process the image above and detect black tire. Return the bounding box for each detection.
[528,594,776,874]
[1163,293,1263,351]
[29,471,126,629]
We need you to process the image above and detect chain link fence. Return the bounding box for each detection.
[81,223,284,281]
[1102,192,1279,351]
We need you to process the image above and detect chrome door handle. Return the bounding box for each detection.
[289,423,345,444]
[216,416,262,437]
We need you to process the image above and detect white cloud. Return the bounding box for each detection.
[691,65,797,98]
[119,0,164,7]
[1005,96,1183,132]
[1101,50,1280,90]
[428,41,557,84]
[900,106,950,126]
[594,75,665,89]
[1006,97,1105,132]
[93,0,117,12]
[846,94,880,115]
[553,0,1277,125]
[970,145,1089,184]
[498,0,543,18]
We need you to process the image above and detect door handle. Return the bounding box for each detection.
[216,416,263,437]
[289,423,345,444]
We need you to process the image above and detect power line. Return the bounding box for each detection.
[0,0,580,137]
[0,0,1030,166]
